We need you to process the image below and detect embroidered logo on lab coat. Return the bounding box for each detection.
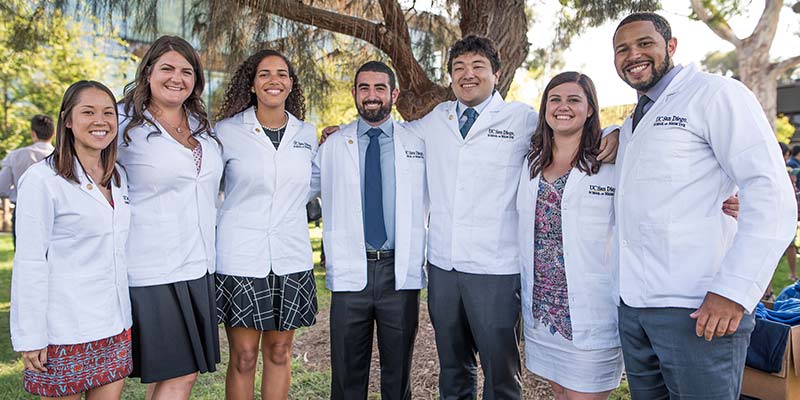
[122,194,131,204]
[487,128,515,139]
[588,185,615,196]
[653,115,688,128]
[405,150,424,159]
[293,140,313,151]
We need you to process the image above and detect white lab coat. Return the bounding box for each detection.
[11,160,132,351]
[118,110,223,287]
[517,160,619,350]
[615,63,796,312]
[215,107,318,277]
[315,120,428,291]
[405,94,538,275]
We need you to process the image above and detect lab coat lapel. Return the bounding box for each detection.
[242,106,275,152]
[443,103,463,142]
[563,166,588,201]
[341,122,361,172]
[277,113,303,153]
[464,94,503,141]
[74,158,112,208]
[631,64,695,138]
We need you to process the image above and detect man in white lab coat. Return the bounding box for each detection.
[321,37,620,399]
[315,61,427,400]
[612,12,796,399]
[402,36,536,400]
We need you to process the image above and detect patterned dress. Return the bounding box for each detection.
[23,329,132,397]
[532,171,572,340]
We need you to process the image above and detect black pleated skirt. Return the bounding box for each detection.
[216,270,318,332]
[129,273,220,383]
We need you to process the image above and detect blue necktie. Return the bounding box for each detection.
[460,107,478,139]
[364,128,387,249]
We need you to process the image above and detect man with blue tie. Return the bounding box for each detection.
[314,61,428,400]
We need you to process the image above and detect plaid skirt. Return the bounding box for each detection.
[23,329,132,397]
[216,270,318,331]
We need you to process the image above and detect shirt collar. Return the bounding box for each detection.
[32,141,53,149]
[357,116,394,138]
[641,64,683,102]
[457,90,495,118]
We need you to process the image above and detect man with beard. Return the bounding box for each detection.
[313,61,428,400]
[612,13,796,399]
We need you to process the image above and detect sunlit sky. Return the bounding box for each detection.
[508,0,800,107]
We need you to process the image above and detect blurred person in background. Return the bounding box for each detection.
[0,115,55,246]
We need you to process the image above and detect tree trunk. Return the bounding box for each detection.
[260,0,529,120]
[737,39,777,131]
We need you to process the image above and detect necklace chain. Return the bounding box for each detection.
[258,110,289,131]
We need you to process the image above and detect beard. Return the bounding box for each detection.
[624,50,671,92]
[357,99,392,123]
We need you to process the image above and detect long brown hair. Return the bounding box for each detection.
[217,49,306,121]
[528,71,602,179]
[50,80,121,187]
[121,35,211,143]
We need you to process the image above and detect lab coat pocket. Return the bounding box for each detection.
[322,231,347,274]
[217,210,266,260]
[634,130,691,183]
[47,274,79,338]
[126,215,179,272]
[579,195,614,238]
[665,216,722,294]
[74,274,115,336]
[572,273,619,349]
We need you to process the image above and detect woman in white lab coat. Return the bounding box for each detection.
[516,72,622,400]
[11,80,132,399]
[214,49,318,399]
[117,36,222,399]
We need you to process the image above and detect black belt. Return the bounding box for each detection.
[366,249,394,261]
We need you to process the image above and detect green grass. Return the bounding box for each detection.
[0,227,332,399]
[0,228,793,399]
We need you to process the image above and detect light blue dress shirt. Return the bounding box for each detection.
[357,117,396,250]
[456,91,495,130]
[640,64,683,114]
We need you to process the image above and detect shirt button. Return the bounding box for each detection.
[621,240,628,247]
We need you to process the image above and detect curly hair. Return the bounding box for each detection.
[218,49,306,121]
[528,71,602,179]
[120,35,212,143]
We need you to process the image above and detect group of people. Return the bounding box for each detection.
[6,10,796,400]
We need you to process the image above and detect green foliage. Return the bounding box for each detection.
[689,0,749,24]
[777,114,796,144]
[0,0,134,160]
[701,50,738,77]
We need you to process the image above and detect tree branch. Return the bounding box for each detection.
[689,0,741,47]
[770,54,800,77]
[378,0,411,47]
[255,0,383,48]
[751,0,782,41]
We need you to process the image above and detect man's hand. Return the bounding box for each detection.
[722,194,739,220]
[21,348,48,372]
[689,292,744,341]
[319,125,340,144]
[598,129,619,163]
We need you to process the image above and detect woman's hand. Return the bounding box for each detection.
[21,348,48,372]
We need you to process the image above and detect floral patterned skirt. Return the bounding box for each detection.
[23,329,132,397]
